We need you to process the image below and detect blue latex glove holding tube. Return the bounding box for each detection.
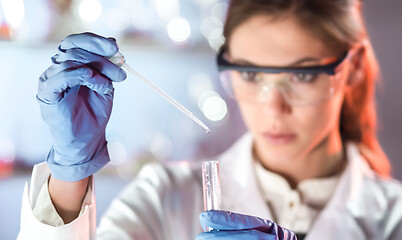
[37,32,126,182]
[197,210,297,240]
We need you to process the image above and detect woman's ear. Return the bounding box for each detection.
[346,46,366,86]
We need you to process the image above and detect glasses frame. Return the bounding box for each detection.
[216,47,361,106]
[216,48,349,76]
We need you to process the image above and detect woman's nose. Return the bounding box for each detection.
[259,85,291,116]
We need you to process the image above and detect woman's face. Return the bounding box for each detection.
[228,14,347,165]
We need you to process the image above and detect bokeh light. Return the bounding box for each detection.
[200,16,222,39]
[207,27,225,51]
[200,16,225,51]
[1,0,25,29]
[79,0,102,22]
[198,91,228,122]
[167,16,191,44]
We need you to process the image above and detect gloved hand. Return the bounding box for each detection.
[37,32,127,182]
[197,210,297,240]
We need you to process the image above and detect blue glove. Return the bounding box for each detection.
[197,210,297,240]
[37,32,127,182]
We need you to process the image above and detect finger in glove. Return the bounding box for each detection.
[52,48,126,82]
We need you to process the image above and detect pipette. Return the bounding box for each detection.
[109,52,210,133]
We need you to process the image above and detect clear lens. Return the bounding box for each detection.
[219,69,344,106]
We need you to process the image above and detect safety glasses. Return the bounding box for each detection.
[216,48,353,106]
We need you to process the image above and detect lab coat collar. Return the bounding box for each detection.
[307,142,386,239]
[219,133,387,239]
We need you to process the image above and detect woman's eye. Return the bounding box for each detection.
[291,73,317,83]
[240,71,258,81]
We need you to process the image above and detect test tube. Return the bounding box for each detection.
[202,160,221,232]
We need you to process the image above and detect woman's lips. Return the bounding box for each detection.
[261,132,297,145]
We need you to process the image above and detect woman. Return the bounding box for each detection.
[18,0,402,239]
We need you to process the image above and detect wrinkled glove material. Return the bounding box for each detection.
[197,210,297,240]
[37,32,126,181]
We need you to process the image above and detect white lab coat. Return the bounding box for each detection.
[18,133,402,239]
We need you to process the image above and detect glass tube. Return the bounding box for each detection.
[202,160,221,231]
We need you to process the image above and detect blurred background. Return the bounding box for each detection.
[0,0,401,239]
